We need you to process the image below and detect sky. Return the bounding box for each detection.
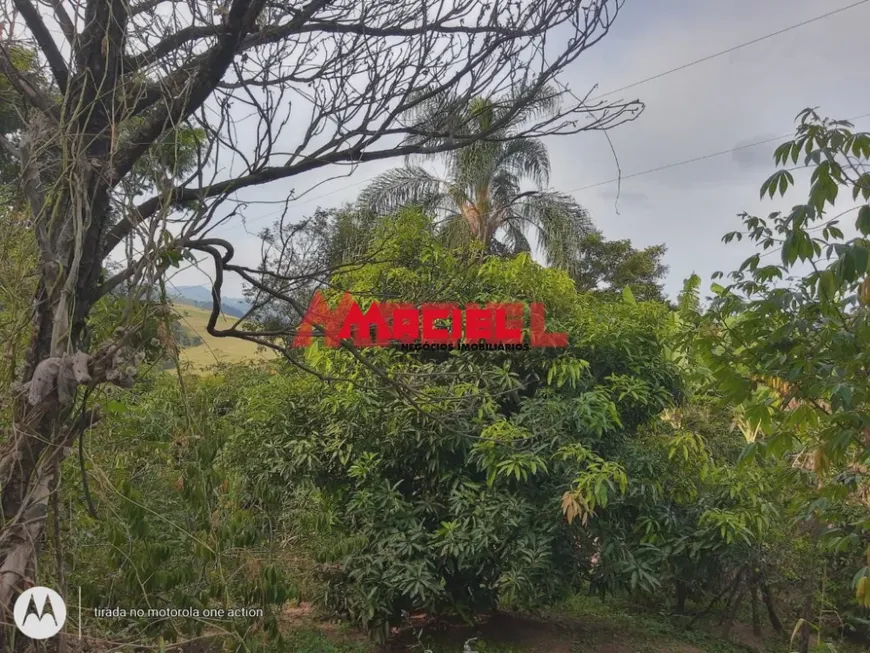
[166,0,870,301]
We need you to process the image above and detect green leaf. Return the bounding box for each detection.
[621,286,636,305]
[739,254,760,272]
[782,231,799,266]
[779,170,793,195]
[818,269,837,301]
[105,400,127,415]
[773,142,791,166]
[760,170,794,199]
[737,442,759,467]
[853,245,870,277]
[842,248,861,282]
[832,383,853,409]
[857,205,870,235]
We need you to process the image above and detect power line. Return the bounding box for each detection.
[217,1,870,229]
[290,178,371,206]
[214,179,371,233]
[591,0,870,100]
[232,108,870,231]
[563,111,870,195]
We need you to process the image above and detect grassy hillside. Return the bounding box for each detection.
[170,302,277,372]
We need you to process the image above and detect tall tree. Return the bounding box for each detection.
[359,91,598,273]
[679,110,870,652]
[0,0,642,634]
[572,233,668,302]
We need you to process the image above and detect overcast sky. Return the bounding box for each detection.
[167,0,870,300]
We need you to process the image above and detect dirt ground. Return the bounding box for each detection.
[280,598,786,653]
[387,611,704,652]
[71,598,804,652]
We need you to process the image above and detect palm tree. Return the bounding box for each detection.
[359,89,595,273]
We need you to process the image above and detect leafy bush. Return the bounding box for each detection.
[224,211,680,637]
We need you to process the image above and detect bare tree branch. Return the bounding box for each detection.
[104,98,639,255]
[12,0,69,90]
[47,0,77,48]
[0,42,59,119]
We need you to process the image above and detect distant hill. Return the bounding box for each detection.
[169,285,252,318]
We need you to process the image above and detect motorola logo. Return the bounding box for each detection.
[13,587,66,639]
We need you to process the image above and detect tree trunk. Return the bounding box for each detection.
[719,568,746,625]
[52,466,67,653]
[675,579,688,614]
[750,577,761,637]
[0,193,107,645]
[796,592,814,653]
[0,70,117,636]
[796,518,821,653]
[685,567,744,630]
[0,452,63,650]
[722,582,747,639]
[760,580,784,634]
[0,278,60,520]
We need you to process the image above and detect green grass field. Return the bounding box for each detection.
[171,302,277,372]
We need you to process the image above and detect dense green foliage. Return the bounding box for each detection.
[223,210,679,637]
[573,233,669,303]
[11,109,870,653]
[63,369,294,651]
[679,111,870,647]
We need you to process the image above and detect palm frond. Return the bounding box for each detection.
[516,191,594,273]
[378,86,591,263]
[399,87,462,144]
[400,90,465,169]
[469,97,496,133]
[500,221,532,255]
[399,87,487,168]
[445,183,472,212]
[493,137,550,188]
[490,170,521,212]
[438,213,476,251]
[358,166,448,216]
[451,140,501,190]
[493,83,561,132]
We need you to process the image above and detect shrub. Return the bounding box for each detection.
[224,212,680,637]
